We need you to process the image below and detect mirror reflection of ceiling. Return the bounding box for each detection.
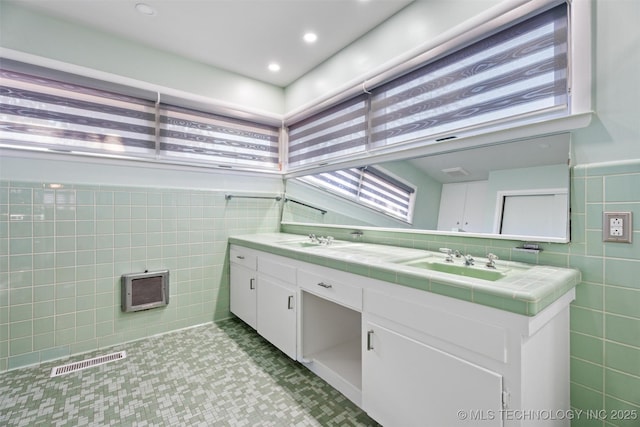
[409,134,570,184]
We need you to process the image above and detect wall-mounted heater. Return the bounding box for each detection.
[121,270,169,312]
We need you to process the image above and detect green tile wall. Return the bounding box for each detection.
[569,161,640,427]
[0,180,281,372]
[282,160,640,427]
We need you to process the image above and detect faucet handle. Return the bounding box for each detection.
[439,248,454,262]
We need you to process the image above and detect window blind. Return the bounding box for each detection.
[286,4,569,168]
[287,94,368,168]
[0,61,280,171]
[159,104,279,169]
[359,166,414,220]
[300,166,415,222]
[369,4,568,147]
[0,67,157,156]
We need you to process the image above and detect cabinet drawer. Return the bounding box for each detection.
[366,290,507,363]
[298,269,362,311]
[230,246,257,269]
[259,257,296,284]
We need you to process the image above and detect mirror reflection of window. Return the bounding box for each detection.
[283,134,571,243]
[299,166,417,223]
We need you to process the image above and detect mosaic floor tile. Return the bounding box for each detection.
[0,319,379,426]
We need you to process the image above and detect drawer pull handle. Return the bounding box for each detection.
[236,255,245,260]
[317,282,332,289]
[287,295,294,310]
[249,278,255,290]
[367,330,374,351]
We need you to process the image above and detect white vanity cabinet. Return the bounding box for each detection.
[229,242,574,427]
[363,321,503,427]
[230,246,297,359]
[362,285,573,427]
[229,246,258,329]
[256,256,297,359]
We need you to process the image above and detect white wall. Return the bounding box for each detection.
[571,0,640,165]
[0,151,283,195]
[0,2,285,117]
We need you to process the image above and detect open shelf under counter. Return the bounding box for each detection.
[300,290,363,406]
[302,338,362,405]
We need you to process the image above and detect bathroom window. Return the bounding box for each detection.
[369,4,569,148]
[286,2,571,169]
[299,166,416,222]
[0,64,157,157]
[0,60,280,171]
[287,94,368,169]
[158,104,279,169]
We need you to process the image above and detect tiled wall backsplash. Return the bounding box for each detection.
[0,180,281,371]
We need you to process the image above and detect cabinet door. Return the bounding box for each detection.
[257,275,296,359]
[437,182,468,231]
[230,263,257,329]
[363,322,503,427]
[438,181,489,232]
[461,180,488,232]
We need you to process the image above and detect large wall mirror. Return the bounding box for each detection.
[282,133,572,243]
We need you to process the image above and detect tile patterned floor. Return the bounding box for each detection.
[0,318,379,426]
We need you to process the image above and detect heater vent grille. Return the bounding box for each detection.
[50,351,127,377]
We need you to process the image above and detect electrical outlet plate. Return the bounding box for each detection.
[603,212,633,243]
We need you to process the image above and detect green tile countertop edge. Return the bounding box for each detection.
[229,233,581,317]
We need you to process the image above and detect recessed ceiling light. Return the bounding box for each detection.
[135,3,156,16]
[303,32,318,44]
[268,62,281,72]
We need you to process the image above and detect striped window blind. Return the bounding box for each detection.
[300,166,415,222]
[286,4,568,167]
[370,4,568,147]
[0,67,157,157]
[159,104,279,169]
[287,94,368,168]
[0,62,280,171]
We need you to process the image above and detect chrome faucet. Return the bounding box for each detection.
[486,253,499,268]
[464,254,474,266]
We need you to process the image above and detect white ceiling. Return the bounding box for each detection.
[10,0,414,87]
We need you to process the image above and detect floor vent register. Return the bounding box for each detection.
[50,351,127,377]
